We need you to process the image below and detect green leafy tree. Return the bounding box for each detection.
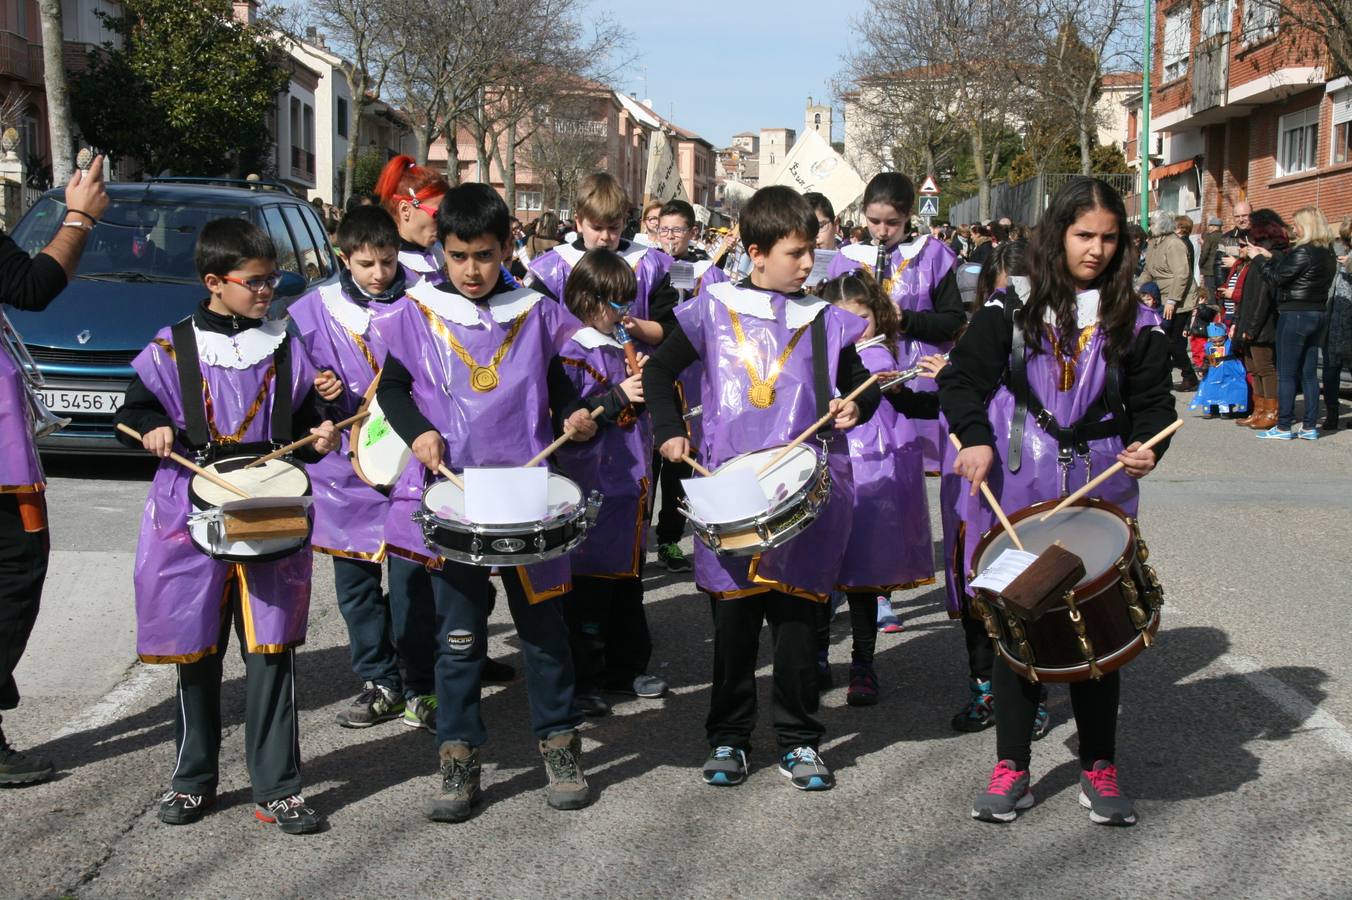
[71,0,289,176]
[350,149,387,196]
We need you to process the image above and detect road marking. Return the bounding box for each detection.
[1219,653,1352,760]
[52,662,166,739]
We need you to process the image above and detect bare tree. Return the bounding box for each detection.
[1244,0,1351,87]
[529,90,607,215]
[37,0,73,182]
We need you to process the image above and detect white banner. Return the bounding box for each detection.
[645,133,687,203]
[772,130,867,213]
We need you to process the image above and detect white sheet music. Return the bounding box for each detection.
[969,549,1039,594]
[682,468,769,523]
[464,467,548,524]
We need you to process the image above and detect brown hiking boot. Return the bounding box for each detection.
[426,742,480,822]
[538,730,591,810]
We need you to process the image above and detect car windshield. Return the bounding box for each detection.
[12,197,250,284]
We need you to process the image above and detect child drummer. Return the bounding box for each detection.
[113,219,338,834]
[643,186,881,791]
[375,182,599,822]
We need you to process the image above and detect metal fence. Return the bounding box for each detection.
[948,173,1136,226]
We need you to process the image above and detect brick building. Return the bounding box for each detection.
[1124,0,1351,226]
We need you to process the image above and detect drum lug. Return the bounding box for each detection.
[1006,617,1038,681]
[1127,517,1150,563]
[584,491,603,526]
[971,595,1001,641]
[470,534,484,561]
[1065,593,1104,680]
[535,533,547,553]
[1142,564,1164,610]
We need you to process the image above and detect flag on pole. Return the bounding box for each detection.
[771,130,866,212]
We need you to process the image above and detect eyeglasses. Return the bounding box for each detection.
[405,196,439,218]
[608,300,632,314]
[657,226,689,236]
[644,216,661,225]
[223,272,283,293]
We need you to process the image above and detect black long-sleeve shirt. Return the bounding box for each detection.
[113,303,331,462]
[375,280,588,447]
[643,318,882,448]
[899,264,966,345]
[0,231,69,311]
[938,296,1176,458]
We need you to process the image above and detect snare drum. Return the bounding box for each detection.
[413,473,602,566]
[187,454,313,562]
[350,377,411,489]
[686,444,831,557]
[969,497,1163,683]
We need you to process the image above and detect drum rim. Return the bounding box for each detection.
[188,452,313,511]
[970,495,1134,603]
[694,443,826,534]
[418,472,588,534]
[350,380,411,489]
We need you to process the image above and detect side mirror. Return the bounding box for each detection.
[275,270,307,299]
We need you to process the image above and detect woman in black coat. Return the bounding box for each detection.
[1232,209,1286,429]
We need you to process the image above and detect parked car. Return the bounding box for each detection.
[5,177,338,453]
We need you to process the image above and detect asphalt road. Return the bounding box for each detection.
[3,396,1351,899]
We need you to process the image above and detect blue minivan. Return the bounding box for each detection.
[6,177,338,453]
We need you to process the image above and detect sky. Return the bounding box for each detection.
[594,0,858,148]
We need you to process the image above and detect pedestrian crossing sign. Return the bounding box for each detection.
[919,196,939,217]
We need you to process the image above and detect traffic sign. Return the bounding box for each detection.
[919,196,939,217]
[919,175,940,195]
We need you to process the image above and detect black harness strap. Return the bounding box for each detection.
[1007,304,1028,473]
[170,318,210,449]
[270,324,294,444]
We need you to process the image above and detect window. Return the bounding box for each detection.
[516,191,542,212]
[1200,0,1230,38]
[1332,89,1352,165]
[282,205,331,281]
[261,206,300,275]
[1277,106,1319,176]
[336,97,349,138]
[1240,0,1278,43]
[1163,5,1192,82]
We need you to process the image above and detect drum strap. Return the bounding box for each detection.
[1008,307,1028,473]
[170,318,295,452]
[270,325,294,445]
[810,311,831,436]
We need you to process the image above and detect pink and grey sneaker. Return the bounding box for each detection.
[1078,760,1137,826]
[971,760,1034,823]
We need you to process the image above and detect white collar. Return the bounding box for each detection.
[572,327,623,350]
[318,282,372,334]
[708,281,826,329]
[552,241,650,271]
[399,246,443,273]
[193,318,288,369]
[840,243,877,265]
[897,234,928,260]
[692,259,714,278]
[553,244,585,268]
[619,242,650,267]
[408,281,541,328]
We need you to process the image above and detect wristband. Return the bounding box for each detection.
[66,209,98,224]
[61,219,94,232]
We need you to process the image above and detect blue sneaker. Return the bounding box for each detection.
[1295,426,1319,441]
[702,746,748,786]
[779,747,834,791]
[1256,426,1293,440]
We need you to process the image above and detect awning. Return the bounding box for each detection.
[1148,158,1196,182]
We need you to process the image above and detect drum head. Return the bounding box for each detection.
[977,504,1130,588]
[424,473,583,526]
[353,394,412,488]
[718,445,818,509]
[192,457,310,508]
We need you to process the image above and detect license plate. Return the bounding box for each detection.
[38,389,124,414]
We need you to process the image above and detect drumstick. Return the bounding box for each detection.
[682,454,712,477]
[244,409,370,468]
[115,423,252,500]
[948,432,1024,552]
[437,464,465,490]
[1038,418,1184,522]
[754,374,881,476]
[522,406,606,468]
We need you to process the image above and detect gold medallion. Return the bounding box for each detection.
[748,382,776,409]
[470,365,500,392]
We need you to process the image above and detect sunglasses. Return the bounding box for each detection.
[222,272,282,293]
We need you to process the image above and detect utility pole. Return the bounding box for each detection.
[1140,0,1152,228]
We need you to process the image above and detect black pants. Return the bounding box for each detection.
[993,657,1119,771]
[0,493,49,713]
[1166,313,1197,384]
[652,451,690,546]
[564,576,652,692]
[171,579,302,803]
[1322,349,1348,423]
[962,612,995,682]
[332,556,437,698]
[429,564,579,747]
[815,592,878,663]
[706,590,822,753]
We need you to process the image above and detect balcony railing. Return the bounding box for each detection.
[290,146,315,178]
[1191,34,1230,114]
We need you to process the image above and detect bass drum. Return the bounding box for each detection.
[350,375,412,489]
[969,496,1163,683]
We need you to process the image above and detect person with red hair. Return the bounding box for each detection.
[374,155,451,286]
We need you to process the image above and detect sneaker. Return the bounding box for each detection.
[1295,426,1319,441]
[482,657,516,683]
[426,742,481,823]
[971,760,1034,823]
[702,745,748,786]
[0,729,55,785]
[778,746,834,791]
[255,794,322,834]
[403,694,437,732]
[846,661,880,707]
[951,678,995,733]
[816,651,832,691]
[1032,683,1051,740]
[603,673,668,698]
[656,543,693,572]
[157,789,213,825]
[877,596,903,633]
[574,691,611,717]
[1257,425,1294,440]
[335,682,404,728]
[539,731,591,810]
[1078,760,1137,826]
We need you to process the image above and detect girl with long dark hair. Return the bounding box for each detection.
[938,177,1177,826]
